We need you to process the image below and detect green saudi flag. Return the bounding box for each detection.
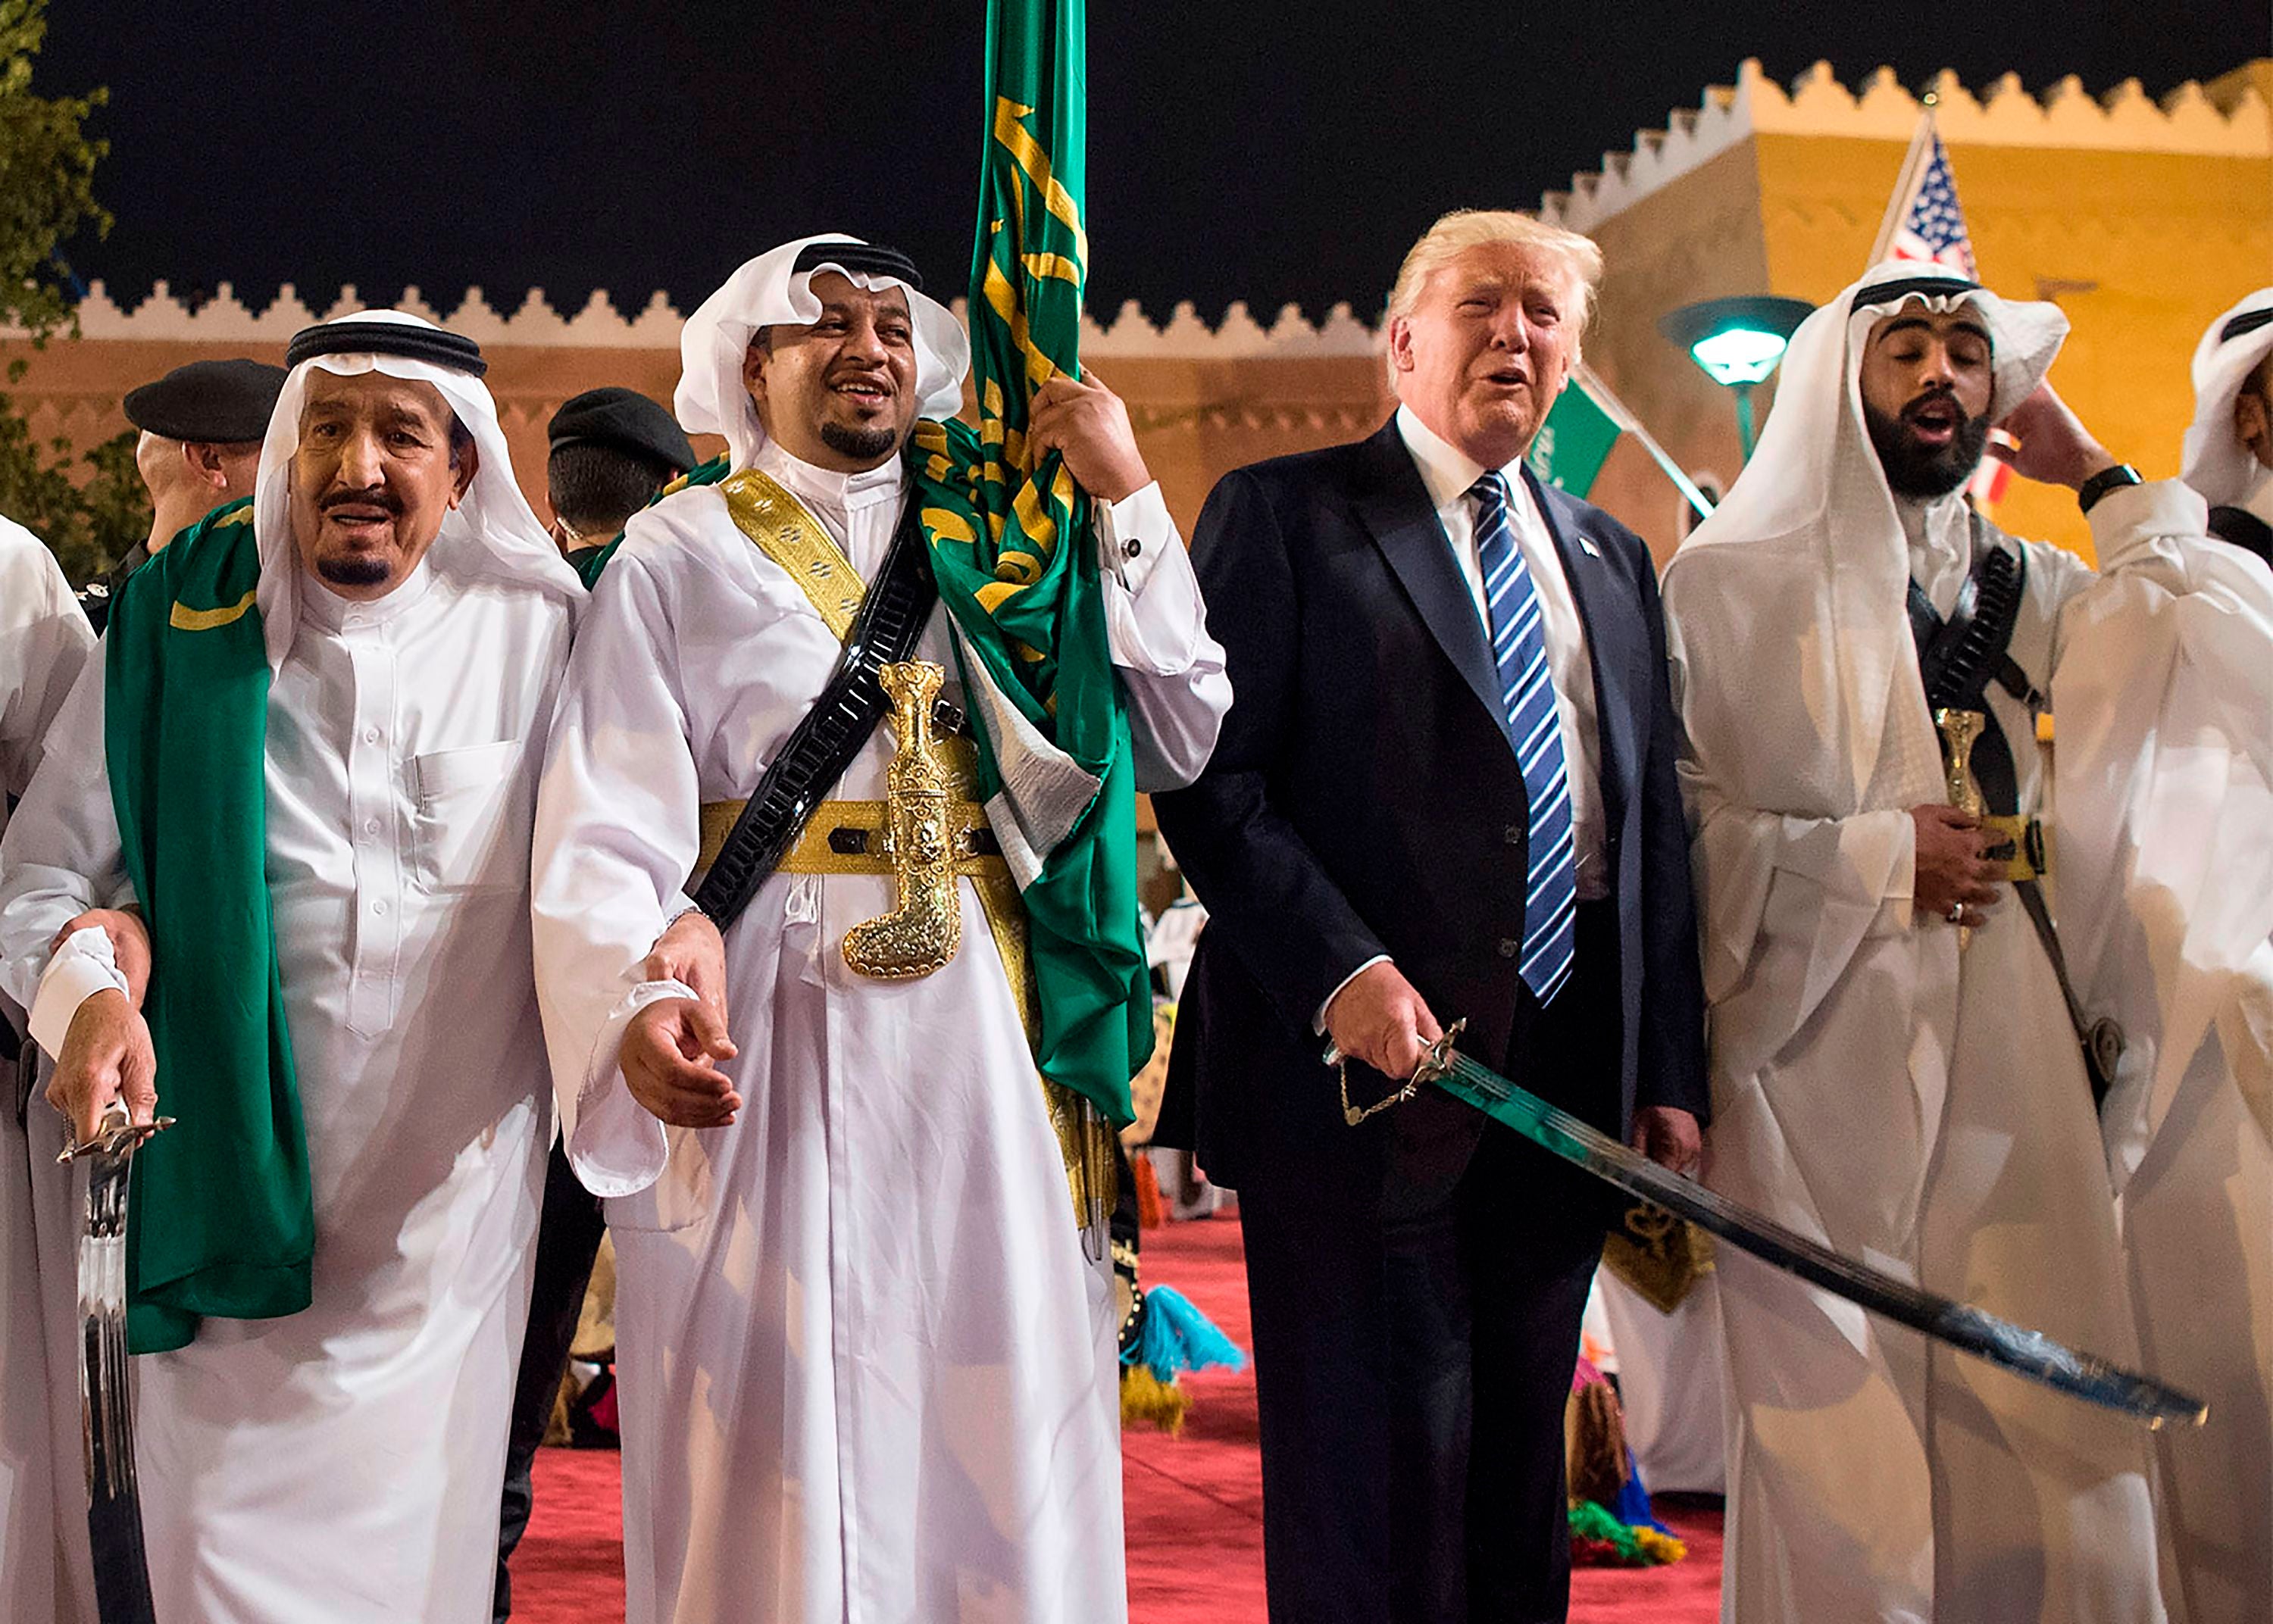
[906,0,1151,1126]
[1527,379,1621,498]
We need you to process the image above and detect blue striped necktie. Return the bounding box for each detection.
[1471,470,1577,1004]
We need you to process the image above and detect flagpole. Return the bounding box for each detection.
[1868,102,1939,266]
[1573,364,1716,520]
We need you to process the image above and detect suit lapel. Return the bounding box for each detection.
[1527,467,1634,817]
[1354,421,1518,754]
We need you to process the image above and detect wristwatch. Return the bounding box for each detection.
[2077,463,2143,516]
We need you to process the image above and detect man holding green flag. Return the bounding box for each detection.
[529,213,1224,1624]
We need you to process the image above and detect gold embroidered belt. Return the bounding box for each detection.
[694,790,1115,1226]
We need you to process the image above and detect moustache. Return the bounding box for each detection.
[320,486,404,517]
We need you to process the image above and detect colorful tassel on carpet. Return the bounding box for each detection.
[1568,1498,1687,1567]
[1118,1282,1249,1432]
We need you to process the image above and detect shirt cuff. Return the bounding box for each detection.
[1096,481,1174,594]
[566,976,699,1198]
[29,926,128,1061]
[1315,954,1391,1036]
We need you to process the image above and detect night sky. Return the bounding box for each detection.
[34,3,2273,325]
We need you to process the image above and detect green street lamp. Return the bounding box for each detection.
[1656,295,1816,462]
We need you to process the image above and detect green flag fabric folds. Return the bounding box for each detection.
[907,0,1149,1126]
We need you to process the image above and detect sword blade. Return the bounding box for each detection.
[69,1105,162,1624]
[1425,1045,2207,1430]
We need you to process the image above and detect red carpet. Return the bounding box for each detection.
[512,1216,1721,1622]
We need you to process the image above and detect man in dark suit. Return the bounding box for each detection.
[1152,211,1709,1624]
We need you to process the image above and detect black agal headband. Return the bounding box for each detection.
[2221,306,2273,345]
[285,320,488,378]
[1850,273,1984,315]
[791,240,923,291]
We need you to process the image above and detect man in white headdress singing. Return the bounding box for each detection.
[530,235,1229,1623]
[1662,263,2253,1622]
[0,311,581,1622]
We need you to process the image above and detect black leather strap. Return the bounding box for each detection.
[689,498,940,930]
[1909,529,2117,1110]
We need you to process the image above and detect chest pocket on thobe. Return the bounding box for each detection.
[411,740,528,895]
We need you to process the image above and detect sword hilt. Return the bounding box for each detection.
[1322,1018,1468,1126]
[57,1101,174,1165]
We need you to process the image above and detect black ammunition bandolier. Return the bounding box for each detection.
[1906,519,2124,1110]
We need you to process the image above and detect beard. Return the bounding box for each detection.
[818,417,902,463]
[1865,393,1991,499]
[314,551,396,586]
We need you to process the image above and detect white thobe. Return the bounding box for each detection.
[0,517,98,1624]
[1674,482,2209,1624]
[2053,513,2273,1624]
[0,554,573,1624]
[531,442,1229,1624]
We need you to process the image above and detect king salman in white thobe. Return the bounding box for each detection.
[1661,265,2243,1624]
[2059,288,2273,1624]
[530,236,1230,1624]
[0,311,580,1623]
[0,515,98,1624]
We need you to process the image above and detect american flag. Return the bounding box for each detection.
[1887,129,1977,276]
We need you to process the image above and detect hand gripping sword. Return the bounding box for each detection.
[58,1100,173,1624]
[1330,1024,2207,1429]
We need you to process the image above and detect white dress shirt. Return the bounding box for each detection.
[1396,404,1609,902]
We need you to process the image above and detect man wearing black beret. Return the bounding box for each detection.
[543,386,696,565]
[80,357,285,631]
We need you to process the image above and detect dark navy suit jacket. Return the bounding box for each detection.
[1152,417,1709,1193]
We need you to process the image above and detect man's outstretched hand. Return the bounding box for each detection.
[621,998,739,1129]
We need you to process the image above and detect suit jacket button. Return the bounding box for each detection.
[1498,938,1521,959]
[1503,824,1523,847]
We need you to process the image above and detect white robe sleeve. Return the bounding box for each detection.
[0,654,136,1051]
[0,527,94,805]
[2046,478,2273,1182]
[1093,482,1230,792]
[530,546,705,1198]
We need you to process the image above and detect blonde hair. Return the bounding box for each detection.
[1383,210,1605,382]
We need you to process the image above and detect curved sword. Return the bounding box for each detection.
[1332,1024,2207,1430]
[58,1100,172,1624]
